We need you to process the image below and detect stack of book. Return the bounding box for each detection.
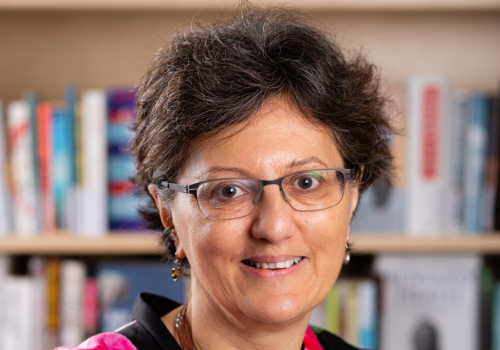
[0,86,143,237]
[353,77,500,235]
[0,255,184,349]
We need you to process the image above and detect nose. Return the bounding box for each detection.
[250,185,294,244]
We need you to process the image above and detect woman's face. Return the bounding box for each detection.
[165,100,358,326]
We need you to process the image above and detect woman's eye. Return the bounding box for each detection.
[217,185,244,198]
[294,176,319,190]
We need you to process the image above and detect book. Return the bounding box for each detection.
[107,88,142,230]
[494,282,500,350]
[29,257,48,350]
[25,91,42,232]
[405,77,449,235]
[37,102,56,233]
[7,100,38,235]
[84,277,99,338]
[97,261,184,332]
[53,104,73,229]
[0,100,12,234]
[59,260,86,346]
[479,267,494,350]
[357,279,377,349]
[443,91,469,233]
[79,90,108,236]
[2,275,35,350]
[46,259,60,349]
[464,94,491,233]
[482,96,500,231]
[0,255,11,342]
[375,254,481,350]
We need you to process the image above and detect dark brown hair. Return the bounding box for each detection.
[132,3,395,267]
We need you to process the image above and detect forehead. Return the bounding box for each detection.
[179,99,343,182]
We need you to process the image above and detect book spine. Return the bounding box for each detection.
[25,91,42,232]
[29,257,48,350]
[3,276,35,350]
[444,91,469,233]
[81,90,108,236]
[494,282,500,350]
[108,88,142,230]
[53,106,72,229]
[84,277,99,338]
[346,281,358,345]
[464,95,490,233]
[405,77,448,235]
[46,259,60,349]
[357,280,377,349]
[37,102,56,233]
[482,96,499,231]
[0,101,12,234]
[59,260,86,346]
[7,101,38,235]
[0,256,11,343]
[325,283,341,335]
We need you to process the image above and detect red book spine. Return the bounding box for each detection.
[84,277,99,337]
[37,102,56,233]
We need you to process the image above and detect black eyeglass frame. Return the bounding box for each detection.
[156,168,352,219]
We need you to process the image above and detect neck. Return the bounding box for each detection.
[186,285,311,350]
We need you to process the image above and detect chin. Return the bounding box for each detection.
[241,293,311,325]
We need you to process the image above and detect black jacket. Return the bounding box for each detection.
[117,293,359,350]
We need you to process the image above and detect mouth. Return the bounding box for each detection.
[241,257,304,270]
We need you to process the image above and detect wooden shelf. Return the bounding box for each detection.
[1,232,500,255]
[1,0,500,11]
[351,233,500,254]
[0,233,162,255]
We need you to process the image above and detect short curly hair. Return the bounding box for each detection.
[132,3,395,268]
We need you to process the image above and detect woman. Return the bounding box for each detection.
[58,3,394,350]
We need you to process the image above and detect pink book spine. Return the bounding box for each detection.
[84,277,99,337]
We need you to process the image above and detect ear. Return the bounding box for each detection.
[148,184,186,259]
[148,184,173,228]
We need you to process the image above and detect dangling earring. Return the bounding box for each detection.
[171,258,183,281]
[343,240,351,265]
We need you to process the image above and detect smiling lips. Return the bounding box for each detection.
[242,257,304,270]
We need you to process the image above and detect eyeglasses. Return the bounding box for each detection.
[157,168,351,220]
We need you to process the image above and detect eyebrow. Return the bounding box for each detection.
[203,157,330,180]
[288,157,329,170]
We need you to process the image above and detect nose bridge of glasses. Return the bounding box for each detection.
[257,178,289,204]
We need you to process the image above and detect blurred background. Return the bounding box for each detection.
[0,1,499,349]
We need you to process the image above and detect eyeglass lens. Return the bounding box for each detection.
[195,170,347,219]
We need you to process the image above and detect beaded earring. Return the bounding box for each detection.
[172,258,183,281]
[343,240,351,265]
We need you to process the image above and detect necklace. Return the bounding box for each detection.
[174,302,324,350]
[175,302,195,350]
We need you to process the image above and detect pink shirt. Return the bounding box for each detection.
[56,326,324,350]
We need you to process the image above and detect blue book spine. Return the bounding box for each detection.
[53,106,72,228]
[107,88,142,230]
[65,84,77,186]
[464,95,490,233]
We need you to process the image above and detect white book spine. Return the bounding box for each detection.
[29,257,47,350]
[0,256,11,344]
[3,276,35,350]
[405,77,448,235]
[7,101,38,235]
[59,260,86,346]
[81,90,108,237]
[0,101,12,235]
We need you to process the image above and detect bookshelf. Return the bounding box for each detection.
[0,3,499,256]
[1,233,500,255]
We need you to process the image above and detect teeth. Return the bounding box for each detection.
[248,257,303,270]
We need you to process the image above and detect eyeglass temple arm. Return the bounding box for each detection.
[158,181,190,193]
